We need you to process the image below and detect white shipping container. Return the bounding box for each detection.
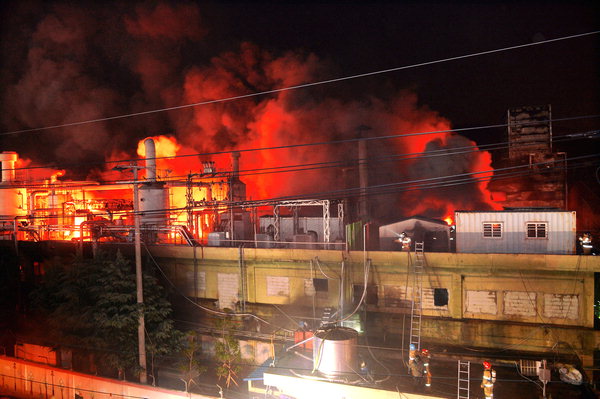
[455,210,576,254]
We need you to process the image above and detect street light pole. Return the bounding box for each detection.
[114,164,147,384]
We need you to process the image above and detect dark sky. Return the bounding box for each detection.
[0,1,598,172]
[207,2,600,132]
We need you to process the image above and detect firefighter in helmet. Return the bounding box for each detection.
[396,232,412,251]
[579,232,593,255]
[481,361,496,399]
[421,348,432,389]
[408,343,417,364]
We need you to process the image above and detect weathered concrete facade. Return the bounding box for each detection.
[149,246,600,368]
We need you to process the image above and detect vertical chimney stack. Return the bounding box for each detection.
[231,151,240,180]
[358,139,369,220]
[144,138,156,182]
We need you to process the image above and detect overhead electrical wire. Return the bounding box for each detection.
[143,243,295,333]
[9,155,598,224]
[4,122,598,186]
[5,116,599,178]
[1,30,598,137]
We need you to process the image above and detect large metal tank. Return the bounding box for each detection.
[312,327,358,378]
[139,183,168,225]
[138,138,168,225]
[0,152,18,183]
[0,152,26,217]
[0,187,25,218]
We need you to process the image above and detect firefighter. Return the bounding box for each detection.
[421,348,432,389]
[408,343,417,364]
[396,232,412,251]
[579,232,593,255]
[408,352,425,390]
[481,361,496,399]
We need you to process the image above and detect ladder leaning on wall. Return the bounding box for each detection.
[457,360,471,399]
[409,242,425,351]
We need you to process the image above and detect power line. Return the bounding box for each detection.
[4,117,599,176]
[1,31,598,136]
[9,155,596,224]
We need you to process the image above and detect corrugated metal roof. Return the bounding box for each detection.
[456,208,569,213]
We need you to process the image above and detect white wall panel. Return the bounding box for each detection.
[543,293,578,320]
[504,291,536,317]
[466,290,497,315]
[217,273,239,309]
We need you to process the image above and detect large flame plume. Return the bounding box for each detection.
[2,2,499,221]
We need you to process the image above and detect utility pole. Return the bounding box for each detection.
[114,164,147,384]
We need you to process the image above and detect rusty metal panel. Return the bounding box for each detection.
[266,276,290,297]
[465,290,497,315]
[503,291,536,317]
[507,105,552,161]
[217,272,239,309]
[455,210,576,254]
[543,293,578,320]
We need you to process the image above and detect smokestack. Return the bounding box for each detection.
[357,125,371,221]
[231,151,240,180]
[0,152,18,184]
[144,138,156,182]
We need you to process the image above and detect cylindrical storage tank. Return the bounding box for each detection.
[312,327,358,378]
[138,183,168,225]
[0,188,26,218]
[0,151,18,184]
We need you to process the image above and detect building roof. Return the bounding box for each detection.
[456,208,571,213]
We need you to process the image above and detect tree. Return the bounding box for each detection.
[30,251,182,379]
[214,317,241,388]
[178,331,207,392]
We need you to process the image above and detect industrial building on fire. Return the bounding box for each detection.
[1,105,599,399]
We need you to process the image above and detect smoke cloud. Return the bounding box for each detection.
[1,2,498,221]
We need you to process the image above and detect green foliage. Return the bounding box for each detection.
[30,251,182,377]
[178,331,207,392]
[214,317,241,387]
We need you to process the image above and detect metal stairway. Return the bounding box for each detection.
[457,360,471,399]
[409,242,425,351]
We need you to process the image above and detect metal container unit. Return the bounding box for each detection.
[312,327,358,378]
[0,152,26,218]
[455,210,576,254]
[138,183,168,225]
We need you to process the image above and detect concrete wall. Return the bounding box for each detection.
[149,245,600,364]
[153,246,597,326]
[0,356,216,399]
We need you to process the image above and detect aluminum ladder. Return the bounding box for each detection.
[409,242,425,351]
[457,360,471,399]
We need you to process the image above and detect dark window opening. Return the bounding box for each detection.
[353,284,378,305]
[313,278,328,292]
[434,288,449,306]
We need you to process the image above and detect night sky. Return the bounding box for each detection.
[0,1,598,221]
